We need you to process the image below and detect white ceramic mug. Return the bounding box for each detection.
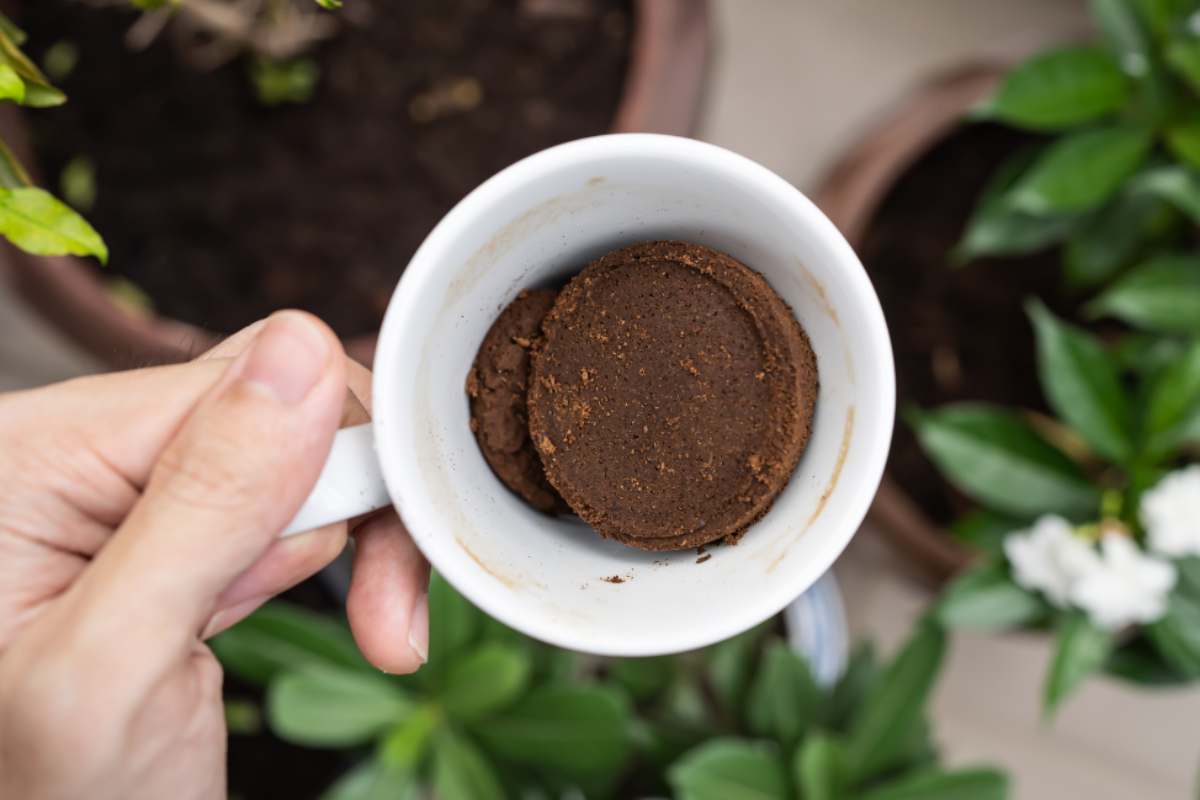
[283,134,894,657]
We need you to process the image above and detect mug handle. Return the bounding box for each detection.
[281,423,391,536]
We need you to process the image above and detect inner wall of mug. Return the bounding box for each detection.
[375,135,892,656]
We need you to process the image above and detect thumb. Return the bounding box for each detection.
[75,311,347,651]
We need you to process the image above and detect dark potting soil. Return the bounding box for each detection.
[20,0,631,338]
[857,123,1072,527]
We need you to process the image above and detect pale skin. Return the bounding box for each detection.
[0,311,429,800]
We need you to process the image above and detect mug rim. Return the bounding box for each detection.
[373,133,895,655]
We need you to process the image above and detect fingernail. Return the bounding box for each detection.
[408,592,429,663]
[241,312,330,404]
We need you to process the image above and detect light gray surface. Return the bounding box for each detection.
[2,2,1196,797]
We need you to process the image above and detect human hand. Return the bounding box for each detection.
[0,312,429,800]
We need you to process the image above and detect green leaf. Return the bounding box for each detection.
[1088,253,1200,333]
[936,563,1049,631]
[825,643,879,731]
[1106,638,1191,685]
[1043,612,1113,717]
[267,665,412,747]
[745,640,821,746]
[949,509,1022,555]
[320,759,418,800]
[705,621,768,712]
[1113,331,1188,377]
[1063,190,1166,289]
[0,29,63,108]
[210,601,370,686]
[908,404,1101,519]
[668,739,789,800]
[250,57,319,106]
[60,156,96,212]
[1134,0,1200,37]
[1166,34,1200,93]
[1147,591,1200,677]
[1167,120,1200,170]
[0,64,22,103]
[428,571,483,671]
[1142,338,1200,457]
[1093,0,1155,72]
[379,705,438,771]
[793,734,848,800]
[433,730,505,800]
[474,685,632,782]
[846,619,946,781]
[975,46,1128,130]
[0,138,31,189]
[315,0,343,8]
[0,187,106,262]
[609,656,675,701]
[1011,125,1152,214]
[954,149,1075,263]
[439,642,531,721]
[1028,300,1133,463]
[42,41,79,83]
[0,13,26,46]
[860,767,1009,800]
[1130,165,1200,222]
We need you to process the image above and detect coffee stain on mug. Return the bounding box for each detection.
[795,259,839,327]
[765,405,855,573]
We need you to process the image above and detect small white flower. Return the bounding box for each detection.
[1003,515,1099,607]
[1141,465,1200,558]
[1070,534,1176,630]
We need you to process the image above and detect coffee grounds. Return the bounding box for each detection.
[466,289,567,513]
[527,241,818,550]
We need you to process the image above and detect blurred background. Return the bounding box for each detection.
[3,1,1199,798]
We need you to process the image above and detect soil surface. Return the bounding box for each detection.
[21,0,631,338]
[857,124,1070,526]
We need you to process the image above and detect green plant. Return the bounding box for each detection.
[0,12,105,263]
[958,0,1200,317]
[213,576,1007,799]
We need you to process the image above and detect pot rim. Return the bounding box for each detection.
[8,0,712,369]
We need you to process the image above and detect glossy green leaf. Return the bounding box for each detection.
[936,563,1049,631]
[0,64,22,103]
[860,767,1009,800]
[210,601,369,686]
[1142,338,1200,457]
[1148,591,1200,678]
[0,187,106,262]
[267,665,412,747]
[745,640,820,746]
[433,730,504,800]
[1167,120,1200,170]
[908,404,1100,519]
[846,620,946,781]
[1011,126,1152,214]
[320,759,418,800]
[1113,332,1188,378]
[1134,0,1200,36]
[954,149,1075,263]
[705,621,768,712]
[1028,300,1133,462]
[609,656,675,701]
[474,685,632,781]
[439,642,531,721]
[1088,253,1200,333]
[1093,0,1175,121]
[1130,165,1200,222]
[668,739,789,800]
[975,46,1128,130]
[825,642,879,730]
[315,0,343,8]
[794,734,848,800]
[1044,613,1113,717]
[428,571,483,671]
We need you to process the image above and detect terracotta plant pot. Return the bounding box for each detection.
[815,64,1009,585]
[7,0,711,368]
